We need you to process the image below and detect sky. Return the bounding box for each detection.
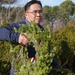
[41,0,75,6]
[1,0,75,8]
[42,0,65,6]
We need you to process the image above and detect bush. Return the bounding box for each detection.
[0,24,75,75]
[9,23,56,75]
[51,26,75,72]
[0,41,11,75]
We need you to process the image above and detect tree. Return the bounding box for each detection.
[50,6,59,20]
[43,5,52,24]
[58,0,75,24]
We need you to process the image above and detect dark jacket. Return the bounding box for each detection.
[0,20,44,43]
[0,19,59,68]
[0,21,23,43]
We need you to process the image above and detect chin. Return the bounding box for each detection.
[36,21,40,24]
[36,22,40,25]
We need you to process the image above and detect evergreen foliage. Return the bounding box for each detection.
[0,41,11,75]
[0,24,75,74]
[51,26,75,70]
[9,23,56,75]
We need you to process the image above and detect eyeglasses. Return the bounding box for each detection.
[26,10,43,15]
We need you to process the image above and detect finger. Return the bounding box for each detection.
[22,39,29,46]
[21,33,27,36]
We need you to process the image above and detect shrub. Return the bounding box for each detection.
[9,23,56,75]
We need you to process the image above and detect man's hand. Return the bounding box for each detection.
[18,33,29,46]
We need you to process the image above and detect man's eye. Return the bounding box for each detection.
[34,11,37,13]
[33,10,42,13]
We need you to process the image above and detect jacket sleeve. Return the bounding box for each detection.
[0,22,20,43]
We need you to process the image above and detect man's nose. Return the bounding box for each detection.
[36,11,42,16]
[36,12,40,16]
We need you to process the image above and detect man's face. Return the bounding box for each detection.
[24,4,43,24]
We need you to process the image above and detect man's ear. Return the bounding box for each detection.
[24,12,27,17]
[24,12,29,20]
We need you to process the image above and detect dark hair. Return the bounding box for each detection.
[24,0,42,12]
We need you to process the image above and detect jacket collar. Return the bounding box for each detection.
[24,19,44,31]
[24,19,30,25]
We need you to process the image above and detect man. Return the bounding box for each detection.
[0,0,59,75]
